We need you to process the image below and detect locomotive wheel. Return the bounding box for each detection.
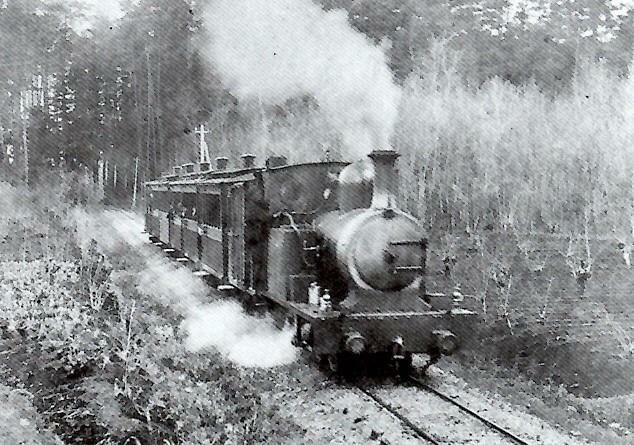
[316,352,414,380]
[319,353,368,380]
[318,354,340,374]
[319,353,352,376]
[357,353,412,380]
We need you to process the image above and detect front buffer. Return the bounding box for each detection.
[284,291,474,377]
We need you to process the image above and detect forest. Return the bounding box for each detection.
[2,0,634,236]
[2,3,634,443]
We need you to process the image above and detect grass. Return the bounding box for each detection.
[0,384,62,445]
[442,354,634,445]
[423,229,634,442]
[0,179,301,444]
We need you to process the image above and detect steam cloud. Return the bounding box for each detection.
[183,301,298,368]
[135,253,299,368]
[74,209,298,369]
[202,0,402,158]
[136,254,298,367]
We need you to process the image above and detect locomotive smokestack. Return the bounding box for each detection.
[368,149,399,208]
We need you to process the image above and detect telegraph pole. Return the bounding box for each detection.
[22,124,27,185]
[132,157,139,208]
[19,91,29,186]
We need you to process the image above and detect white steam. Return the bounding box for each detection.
[203,0,402,158]
[74,209,298,369]
[136,255,208,313]
[183,301,297,368]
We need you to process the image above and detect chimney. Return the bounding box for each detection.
[368,149,399,209]
[199,161,211,172]
[182,163,195,174]
[173,166,182,176]
[215,156,229,171]
[241,153,256,169]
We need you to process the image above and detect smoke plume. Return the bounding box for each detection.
[202,0,402,158]
[74,209,298,369]
[183,301,298,368]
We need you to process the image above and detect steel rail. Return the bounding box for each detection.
[409,377,532,445]
[359,387,441,445]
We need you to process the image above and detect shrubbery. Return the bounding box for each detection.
[0,181,300,444]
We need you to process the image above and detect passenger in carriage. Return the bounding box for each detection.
[184,204,195,219]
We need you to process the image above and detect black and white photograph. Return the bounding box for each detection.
[0,0,632,443]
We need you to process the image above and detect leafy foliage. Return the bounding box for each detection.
[395,51,634,236]
[0,180,301,444]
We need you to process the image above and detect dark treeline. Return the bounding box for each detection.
[0,0,633,206]
[324,0,634,88]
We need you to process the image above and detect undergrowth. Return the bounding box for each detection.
[0,181,300,444]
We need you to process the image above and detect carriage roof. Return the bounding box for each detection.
[145,161,349,193]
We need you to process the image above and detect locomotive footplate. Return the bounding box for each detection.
[321,312,471,356]
[265,294,342,321]
[284,302,475,358]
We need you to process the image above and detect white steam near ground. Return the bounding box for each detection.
[72,209,298,368]
[184,303,297,367]
[202,0,402,159]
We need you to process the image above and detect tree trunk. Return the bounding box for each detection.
[146,48,155,180]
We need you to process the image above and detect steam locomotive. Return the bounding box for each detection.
[145,149,474,376]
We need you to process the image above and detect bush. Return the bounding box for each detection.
[0,186,300,444]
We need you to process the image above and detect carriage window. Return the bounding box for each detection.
[153,191,160,211]
[182,192,196,219]
[203,194,221,228]
[152,191,167,212]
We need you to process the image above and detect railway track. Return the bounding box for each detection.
[359,377,533,445]
[153,238,569,444]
